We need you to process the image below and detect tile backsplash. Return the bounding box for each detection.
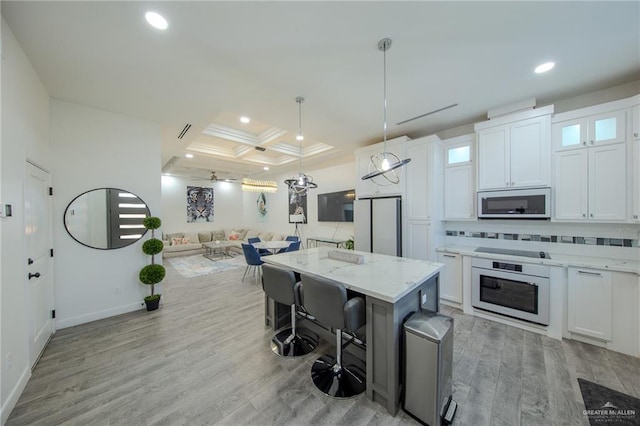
[444,230,637,248]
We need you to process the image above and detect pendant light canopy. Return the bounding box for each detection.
[361,38,411,184]
[285,96,318,194]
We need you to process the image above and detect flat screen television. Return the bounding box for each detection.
[317,190,355,222]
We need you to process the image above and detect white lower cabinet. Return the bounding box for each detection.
[567,267,612,341]
[437,252,462,307]
[567,267,639,357]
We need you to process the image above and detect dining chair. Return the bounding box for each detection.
[286,241,301,252]
[241,243,264,285]
[248,236,271,256]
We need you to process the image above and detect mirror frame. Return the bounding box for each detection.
[63,187,150,250]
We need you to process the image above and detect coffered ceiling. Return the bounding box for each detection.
[3,1,639,181]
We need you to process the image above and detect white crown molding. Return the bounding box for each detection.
[258,127,288,144]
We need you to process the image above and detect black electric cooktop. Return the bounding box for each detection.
[475,247,551,259]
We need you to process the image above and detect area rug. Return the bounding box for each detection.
[167,254,245,278]
[578,378,640,425]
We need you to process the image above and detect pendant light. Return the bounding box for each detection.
[284,96,318,194]
[241,177,278,193]
[361,38,411,184]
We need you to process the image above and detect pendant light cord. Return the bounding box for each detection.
[383,43,387,146]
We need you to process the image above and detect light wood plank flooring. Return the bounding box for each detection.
[7,258,640,425]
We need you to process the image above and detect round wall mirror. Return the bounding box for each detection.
[64,188,151,250]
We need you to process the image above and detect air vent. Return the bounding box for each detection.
[177,124,192,139]
[255,146,266,152]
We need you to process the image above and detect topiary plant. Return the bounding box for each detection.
[140,216,165,311]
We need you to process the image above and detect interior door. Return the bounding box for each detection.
[25,162,54,368]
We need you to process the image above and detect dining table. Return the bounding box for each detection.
[252,240,292,255]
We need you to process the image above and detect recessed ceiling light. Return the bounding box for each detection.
[240,116,250,124]
[263,166,269,171]
[535,62,555,74]
[185,153,194,158]
[145,11,168,30]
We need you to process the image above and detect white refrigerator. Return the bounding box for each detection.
[354,197,402,257]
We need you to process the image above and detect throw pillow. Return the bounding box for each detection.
[228,233,240,241]
[211,230,225,241]
[171,237,183,246]
[198,232,212,243]
[182,237,191,245]
[167,232,184,241]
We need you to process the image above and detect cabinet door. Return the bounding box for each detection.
[356,149,381,198]
[437,252,462,305]
[632,105,640,141]
[444,165,474,219]
[553,118,587,151]
[633,140,640,221]
[510,116,550,187]
[588,143,627,221]
[477,125,509,190]
[406,221,430,261]
[554,150,588,220]
[405,142,429,220]
[568,268,612,341]
[587,110,626,146]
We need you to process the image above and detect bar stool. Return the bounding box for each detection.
[262,264,318,357]
[300,274,366,398]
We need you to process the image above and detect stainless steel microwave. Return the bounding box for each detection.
[478,188,551,219]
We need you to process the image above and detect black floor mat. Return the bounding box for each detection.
[578,378,640,425]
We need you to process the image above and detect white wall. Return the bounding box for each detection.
[0,18,51,423]
[50,99,161,329]
[161,176,243,235]
[161,161,355,244]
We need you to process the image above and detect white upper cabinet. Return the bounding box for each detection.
[554,139,627,221]
[554,149,589,220]
[477,125,508,190]
[552,97,635,222]
[476,108,552,191]
[355,136,409,198]
[554,110,627,151]
[443,134,475,220]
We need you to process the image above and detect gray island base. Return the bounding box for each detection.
[263,247,443,415]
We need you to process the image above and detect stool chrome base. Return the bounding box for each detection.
[271,328,318,357]
[311,352,366,398]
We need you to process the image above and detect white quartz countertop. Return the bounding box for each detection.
[436,245,640,275]
[263,247,444,303]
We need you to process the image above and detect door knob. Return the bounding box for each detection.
[28,272,41,280]
[28,258,34,265]
[582,213,586,217]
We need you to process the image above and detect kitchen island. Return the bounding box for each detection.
[262,247,444,415]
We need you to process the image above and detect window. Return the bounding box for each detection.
[447,145,471,165]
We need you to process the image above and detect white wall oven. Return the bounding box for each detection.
[472,257,550,325]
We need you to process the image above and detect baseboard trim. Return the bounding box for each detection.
[56,302,143,329]
[1,366,31,425]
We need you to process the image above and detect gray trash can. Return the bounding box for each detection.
[403,310,456,425]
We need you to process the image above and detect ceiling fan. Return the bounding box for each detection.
[210,171,238,183]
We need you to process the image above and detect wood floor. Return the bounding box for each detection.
[7,258,640,425]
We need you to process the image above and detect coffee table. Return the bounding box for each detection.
[202,241,236,260]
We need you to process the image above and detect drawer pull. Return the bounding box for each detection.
[443,254,456,258]
[577,270,602,276]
